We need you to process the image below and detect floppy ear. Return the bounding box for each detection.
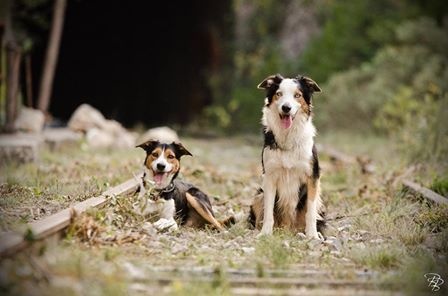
[298,76,322,93]
[172,142,193,158]
[136,139,159,153]
[257,74,284,89]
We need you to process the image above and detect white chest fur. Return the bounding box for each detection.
[261,117,316,221]
[262,115,315,182]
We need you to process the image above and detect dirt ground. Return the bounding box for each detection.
[0,134,447,295]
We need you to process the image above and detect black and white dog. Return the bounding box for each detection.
[136,140,233,231]
[249,74,325,239]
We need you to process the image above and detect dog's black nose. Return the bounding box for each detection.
[156,163,166,171]
[282,105,291,113]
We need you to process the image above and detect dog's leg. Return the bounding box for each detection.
[305,177,320,239]
[135,177,149,215]
[153,199,178,231]
[258,176,276,236]
[185,192,224,231]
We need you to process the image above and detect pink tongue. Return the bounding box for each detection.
[153,173,164,185]
[281,116,292,129]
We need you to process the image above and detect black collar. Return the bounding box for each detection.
[152,182,175,200]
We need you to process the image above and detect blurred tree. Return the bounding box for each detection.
[202,0,320,132]
[300,0,420,83]
[0,0,52,131]
[36,0,66,114]
[2,0,22,132]
[318,17,448,162]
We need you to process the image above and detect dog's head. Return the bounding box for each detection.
[136,140,192,189]
[258,74,321,129]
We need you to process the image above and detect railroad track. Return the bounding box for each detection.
[2,144,444,295]
[0,175,141,257]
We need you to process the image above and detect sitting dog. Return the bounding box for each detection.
[136,140,232,231]
[249,74,325,239]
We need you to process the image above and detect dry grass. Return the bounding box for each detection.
[1,132,447,295]
[0,143,143,232]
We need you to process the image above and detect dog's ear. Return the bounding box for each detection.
[136,139,159,153]
[257,74,284,89]
[298,76,322,93]
[172,142,193,158]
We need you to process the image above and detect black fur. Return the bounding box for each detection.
[261,127,278,174]
[260,74,320,109]
[253,74,325,234]
[158,179,216,226]
[312,144,320,179]
[248,206,256,229]
[249,185,325,233]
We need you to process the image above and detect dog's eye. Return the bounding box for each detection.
[276,91,283,97]
[151,152,159,158]
[167,155,175,160]
[294,93,301,98]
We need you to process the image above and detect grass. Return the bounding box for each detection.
[350,245,404,270]
[1,132,447,294]
[255,231,304,268]
[0,142,143,232]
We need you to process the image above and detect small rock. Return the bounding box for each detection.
[330,250,342,257]
[14,107,45,133]
[86,128,114,148]
[297,233,307,240]
[337,224,351,232]
[43,128,82,150]
[307,238,323,249]
[324,236,343,252]
[340,257,352,264]
[114,131,136,148]
[0,134,41,163]
[122,262,146,280]
[101,119,126,136]
[355,242,366,249]
[138,126,179,144]
[68,104,106,132]
[171,244,188,254]
[241,247,255,254]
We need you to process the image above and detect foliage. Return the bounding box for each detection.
[317,17,448,162]
[300,0,418,83]
[201,0,313,132]
[431,176,448,197]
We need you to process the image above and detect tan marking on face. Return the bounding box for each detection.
[298,96,310,115]
[272,92,281,102]
[164,148,180,174]
[145,147,163,168]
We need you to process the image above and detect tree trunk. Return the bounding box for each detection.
[37,0,67,114]
[25,55,33,107]
[3,0,22,133]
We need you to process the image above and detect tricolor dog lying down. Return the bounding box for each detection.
[249,74,325,239]
[136,140,233,231]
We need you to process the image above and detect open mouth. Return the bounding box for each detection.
[279,113,293,129]
[152,171,168,186]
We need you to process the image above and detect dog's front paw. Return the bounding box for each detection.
[305,229,324,241]
[154,218,178,232]
[256,225,273,238]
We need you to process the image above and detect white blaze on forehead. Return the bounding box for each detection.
[151,147,173,173]
[278,79,299,96]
